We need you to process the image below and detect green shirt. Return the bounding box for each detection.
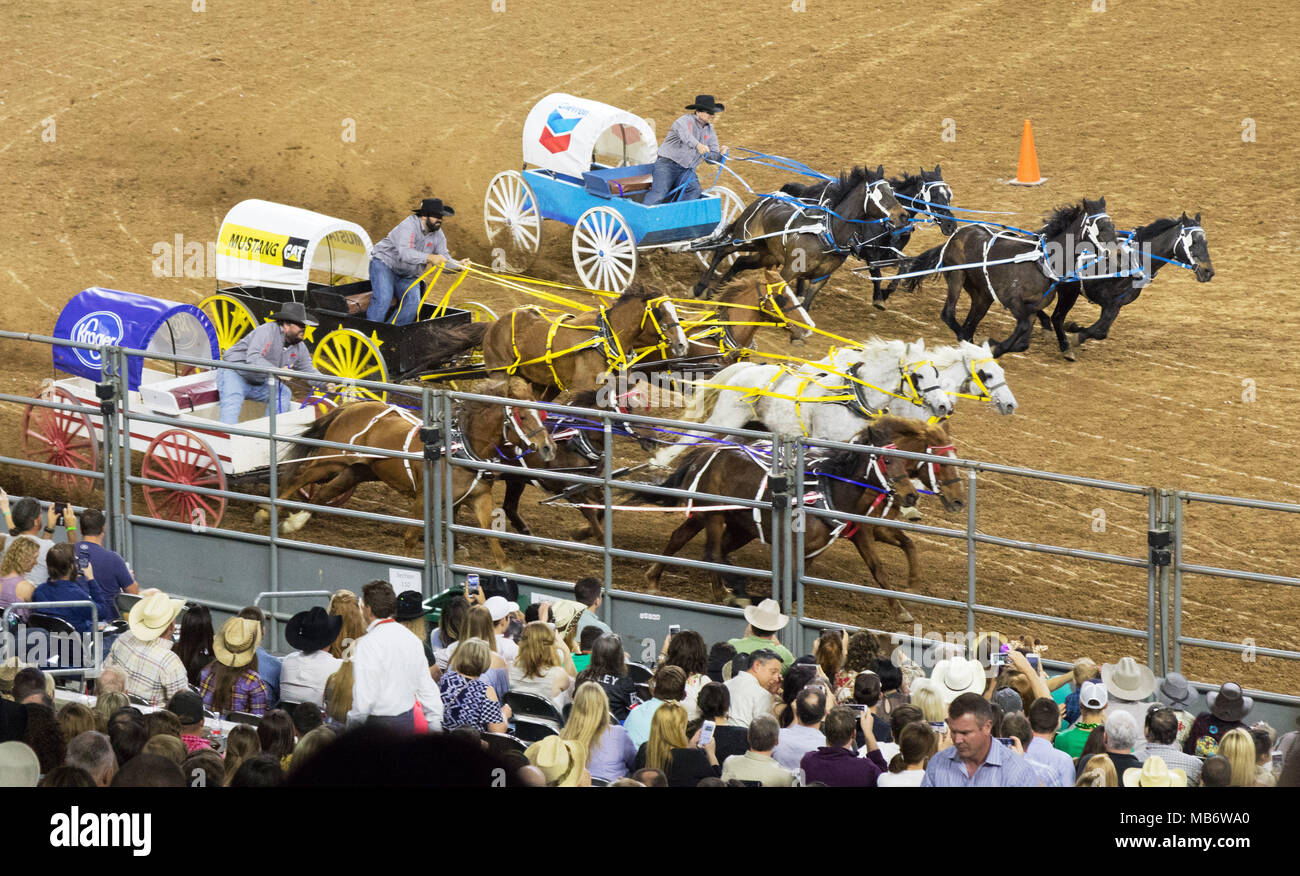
[1054,722,1102,759]
[571,653,592,673]
[728,635,795,670]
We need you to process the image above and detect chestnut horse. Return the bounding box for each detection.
[259,377,554,571]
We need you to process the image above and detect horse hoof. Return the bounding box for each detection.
[280,510,312,534]
[790,336,806,347]
[872,300,887,311]
[721,593,751,608]
[896,608,915,624]
[900,506,923,522]
[1063,349,1077,362]
[252,508,269,527]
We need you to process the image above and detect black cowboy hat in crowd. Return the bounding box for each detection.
[412,198,455,218]
[685,94,725,114]
[271,301,318,327]
[285,606,344,653]
[394,590,428,622]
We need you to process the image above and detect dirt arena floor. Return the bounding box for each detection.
[1,1,1297,693]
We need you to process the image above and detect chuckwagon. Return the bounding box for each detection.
[483,93,745,292]
[200,199,497,400]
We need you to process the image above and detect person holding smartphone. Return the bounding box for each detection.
[0,490,62,585]
[70,508,139,623]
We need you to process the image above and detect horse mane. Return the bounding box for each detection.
[779,179,830,200]
[456,379,511,422]
[1133,216,1180,241]
[926,339,991,370]
[614,281,663,304]
[1038,202,1086,239]
[888,171,923,194]
[820,166,873,204]
[566,388,600,408]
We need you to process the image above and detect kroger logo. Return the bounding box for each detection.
[70,311,124,369]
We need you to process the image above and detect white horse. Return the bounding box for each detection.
[821,339,1018,417]
[651,339,951,472]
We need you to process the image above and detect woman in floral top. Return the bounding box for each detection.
[439,638,510,733]
[199,617,272,717]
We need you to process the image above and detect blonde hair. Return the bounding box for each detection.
[645,702,689,772]
[1219,728,1256,788]
[222,724,261,786]
[324,660,354,723]
[327,590,365,659]
[1075,754,1117,787]
[398,614,428,645]
[450,638,492,677]
[912,684,946,722]
[143,734,187,766]
[463,606,499,653]
[561,682,610,766]
[1073,658,1099,687]
[517,622,561,679]
[289,726,336,774]
[58,702,97,743]
[0,536,39,577]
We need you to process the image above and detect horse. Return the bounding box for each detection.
[693,165,908,311]
[820,338,1019,416]
[480,281,689,400]
[1035,213,1215,358]
[783,165,958,310]
[892,199,1119,357]
[648,338,952,472]
[256,377,555,571]
[634,418,953,620]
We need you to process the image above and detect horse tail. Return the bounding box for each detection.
[680,381,723,424]
[401,321,490,378]
[280,404,353,474]
[896,243,945,294]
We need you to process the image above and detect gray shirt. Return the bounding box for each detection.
[773,724,826,772]
[223,321,321,384]
[657,113,722,171]
[372,214,460,276]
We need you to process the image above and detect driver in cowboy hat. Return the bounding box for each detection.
[217,301,326,425]
[642,94,730,207]
[367,197,463,326]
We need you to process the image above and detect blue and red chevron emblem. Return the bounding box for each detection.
[539,108,583,154]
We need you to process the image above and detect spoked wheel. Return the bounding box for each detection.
[572,205,637,292]
[483,170,543,273]
[141,429,226,528]
[463,300,498,323]
[20,386,99,495]
[312,328,388,402]
[199,294,259,354]
[695,185,745,269]
[295,396,356,507]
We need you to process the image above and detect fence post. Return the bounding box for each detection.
[267,374,280,654]
[601,415,614,626]
[440,390,456,581]
[115,348,135,569]
[965,467,977,639]
[421,386,441,595]
[97,347,120,554]
[793,440,807,660]
[1172,490,1184,673]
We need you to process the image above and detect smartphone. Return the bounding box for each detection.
[698,719,715,747]
[990,649,1008,669]
[668,624,680,637]
[845,703,869,712]
[1026,653,1040,670]
[54,501,68,527]
[464,573,479,598]
[928,721,947,734]
[1273,751,1284,771]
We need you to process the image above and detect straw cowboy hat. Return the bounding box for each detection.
[744,599,789,633]
[0,741,41,788]
[214,617,262,669]
[1123,756,1188,787]
[1208,682,1253,723]
[1102,656,1157,702]
[127,591,186,642]
[930,658,986,704]
[525,735,586,787]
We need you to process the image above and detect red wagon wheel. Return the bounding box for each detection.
[141,429,227,529]
[21,386,99,495]
[295,396,356,508]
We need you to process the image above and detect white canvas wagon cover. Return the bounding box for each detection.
[216,199,373,290]
[521,93,658,178]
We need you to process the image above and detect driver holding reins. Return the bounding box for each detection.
[643,94,730,206]
[367,197,463,326]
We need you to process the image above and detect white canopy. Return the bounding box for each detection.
[521,93,658,178]
[215,199,373,290]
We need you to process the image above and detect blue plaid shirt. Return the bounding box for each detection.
[921,738,1043,787]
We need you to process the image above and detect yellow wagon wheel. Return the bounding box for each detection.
[199,294,258,355]
[312,328,388,402]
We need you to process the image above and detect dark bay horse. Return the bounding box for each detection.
[1035,213,1214,358]
[633,417,947,620]
[894,199,1118,357]
[693,165,908,311]
[783,165,958,310]
[258,377,555,571]
[480,282,688,399]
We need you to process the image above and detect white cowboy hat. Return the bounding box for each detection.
[743,599,789,632]
[1123,756,1188,788]
[1102,656,1157,701]
[127,591,186,642]
[930,657,986,704]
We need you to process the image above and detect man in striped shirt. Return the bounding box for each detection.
[921,693,1041,787]
[104,590,188,707]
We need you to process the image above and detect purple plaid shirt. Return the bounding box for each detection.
[198,665,270,716]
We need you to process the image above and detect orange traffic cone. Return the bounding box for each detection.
[1008,119,1047,186]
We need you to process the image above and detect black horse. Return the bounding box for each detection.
[1035,213,1214,358]
[692,165,907,312]
[781,165,958,310]
[894,199,1118,357]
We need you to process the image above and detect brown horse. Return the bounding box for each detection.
[633,417,949,620]
[257,377,555,571]
[480,281,689,399]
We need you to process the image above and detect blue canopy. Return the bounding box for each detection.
[53,288,220,390]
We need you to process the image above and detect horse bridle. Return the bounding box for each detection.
[900,361,945,412]
[919,443,962,493]
[914,180,954,225]
[966,357,1006,401]
[1174,224,1204,266]
[641,297,686,354]
[1079,211,1112,256]
[503,404,549,450]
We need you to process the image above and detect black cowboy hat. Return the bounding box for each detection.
[394,590,429,622]
[685,94,725,114]
[285,606,343,653]
[270,301,318,327]
[412,198,455,218]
